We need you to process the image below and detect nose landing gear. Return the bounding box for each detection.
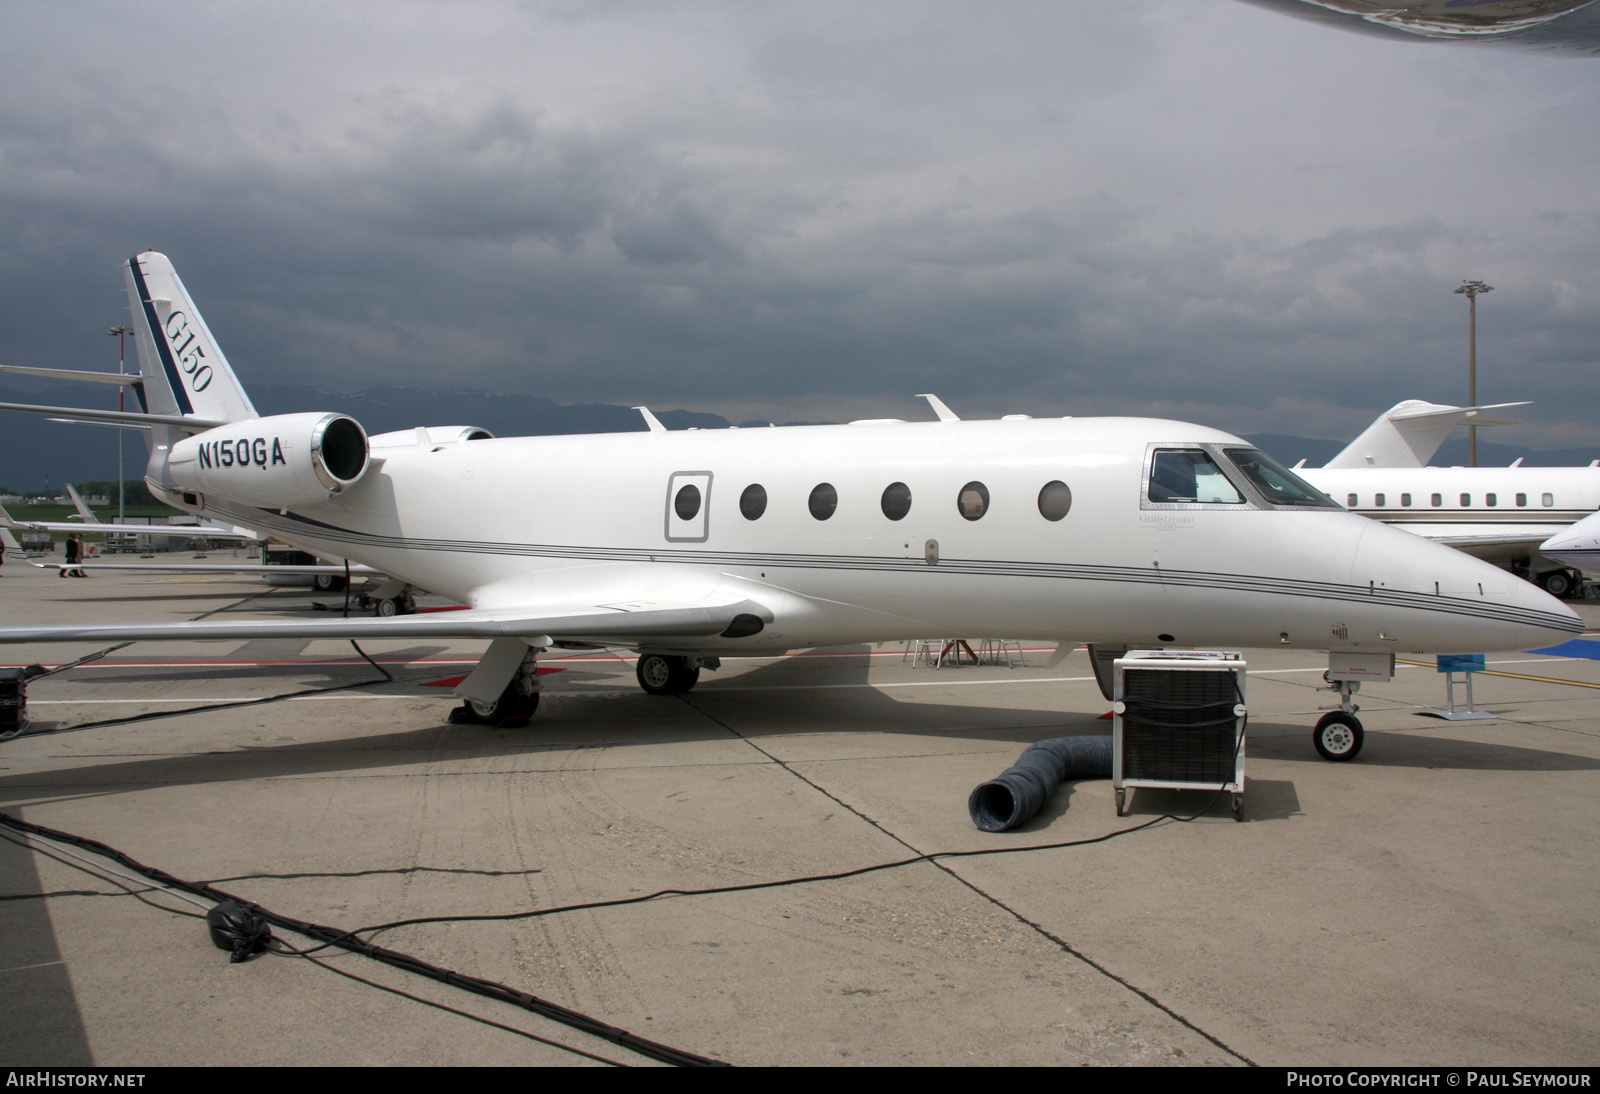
[1313,710,1364,761]
[1314,653,1390,762]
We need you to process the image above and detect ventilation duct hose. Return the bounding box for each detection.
[968,734,1113,832]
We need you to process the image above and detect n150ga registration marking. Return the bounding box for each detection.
[197,436,287,469]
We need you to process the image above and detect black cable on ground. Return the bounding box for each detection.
[1,829,622,1066]
[0,811,726,1068]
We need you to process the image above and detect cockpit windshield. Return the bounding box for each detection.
[1147,449,1246,505]
[1223,448,1339,509]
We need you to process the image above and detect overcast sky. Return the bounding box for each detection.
[2,0,1597,449]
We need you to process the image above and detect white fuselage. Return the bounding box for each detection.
[175,416,1579,657]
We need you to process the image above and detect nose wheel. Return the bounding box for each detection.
[1313,711,1364,761]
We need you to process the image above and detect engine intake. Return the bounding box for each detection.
[168,412,370,508]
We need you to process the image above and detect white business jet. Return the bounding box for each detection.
[0,253,1582,761]
[1296,400,1600,597]
[1540,512,1600,577]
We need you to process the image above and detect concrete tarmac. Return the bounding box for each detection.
[1,561,1597,1067]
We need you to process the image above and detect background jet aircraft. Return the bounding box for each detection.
[1296,400,1600,596]
[0,253,1581,762]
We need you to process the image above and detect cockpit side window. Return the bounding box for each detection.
[1146,449,1245,505]
[1222,448,1339,509]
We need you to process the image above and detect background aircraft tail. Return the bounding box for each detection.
[1324,399,1528,469]
[125,252,258,427]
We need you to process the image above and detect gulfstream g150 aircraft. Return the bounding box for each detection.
[0,253,1583,760]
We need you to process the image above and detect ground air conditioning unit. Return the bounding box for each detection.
[1113,650,1247,821]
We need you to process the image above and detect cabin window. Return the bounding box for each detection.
[1038,481,1072,521]
[1431,494,1442,507]
[1543,493,1555,507]
[1486,493,1497,507]
[740,484,767,520]
[674,484,702,521]
[808,483,838,521]
[1516,493,1527,507]
[958,481,990,521]
[1347,493,1358,508]
[1375,493,1386,507]
[881,482,912,521]
[1148,450,1244,505]
[1401,493,1412,507]
[1461,493,1471,507]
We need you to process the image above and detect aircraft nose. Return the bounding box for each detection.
[1540,511,1600,574]
[1352,520,1582,652]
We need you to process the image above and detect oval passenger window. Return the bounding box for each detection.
[1038,481,1071,521]
[809,483,838,521]
[958,481,989,521]
[674,484,701,521]
[740,483,767,520]
[881,482,912,521]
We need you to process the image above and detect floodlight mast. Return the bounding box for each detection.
[1453,280,1493,467]
[108,324,134,521]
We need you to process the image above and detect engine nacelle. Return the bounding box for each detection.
[367,425,494,448]
[168,412,369,508]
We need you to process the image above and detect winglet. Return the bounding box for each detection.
[634,406,667,433]
[916,394,960,421]
[65,484,97,523]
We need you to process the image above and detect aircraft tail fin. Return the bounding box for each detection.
[1324,399,1529,469]
[0,524,20,557]
[124,252,258,427]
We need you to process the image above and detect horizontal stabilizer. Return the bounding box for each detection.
[0,365,143,387]
[0,401,225,430]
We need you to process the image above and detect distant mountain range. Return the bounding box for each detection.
[1,382,1593,495]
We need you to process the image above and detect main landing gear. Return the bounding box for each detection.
[636,653,701,696]
[450,641,542,728]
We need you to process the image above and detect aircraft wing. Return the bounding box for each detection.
[25,560,380,576]
[3,519,260,540]
[0,596,773,645]
[0,501,259,541]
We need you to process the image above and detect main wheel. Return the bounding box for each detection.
[313,573,346,592]
[466,686,539,726]
[636,654,700,695]
[1540,570,1574,598]
[374,596,399,617]
[1313,712,1364,761]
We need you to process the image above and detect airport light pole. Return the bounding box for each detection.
[1453,280,1492,467]
[108,324,134,522]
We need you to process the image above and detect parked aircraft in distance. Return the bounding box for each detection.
[1296,401,1600,597]
[0,254,1582,761]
